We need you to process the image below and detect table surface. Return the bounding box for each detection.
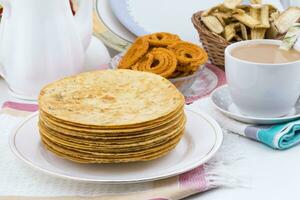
[1,77,299,200]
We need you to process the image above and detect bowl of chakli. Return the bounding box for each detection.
[111,32,208,94]
[38,69,186,163]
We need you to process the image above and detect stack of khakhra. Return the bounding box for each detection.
[38,69,186,163]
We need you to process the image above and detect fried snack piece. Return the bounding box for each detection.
[260,5,270,28]
[267,4,279,14]
[233,13,260,28]
[274,7,300,34]
[280,23,300,50]
[201,15,224,34]
[147,32,181,47]
[168,41,208,72]
[212,12,226,26]
[270,11,280,22]
[234,35,243,41]
[250,0,261,4]
[224,23,240,41]
[249,6,267,39]
[224,0,242,9]
[266,22,280,39]
[118,37,149,69]
[132,48,177,78]
[251,28,266,39]
[239,23,248,40]
[232,8,245,15]
[250,7,260,20]
[224,23,236,41]
[202,4,224,16]
[212,12,232,26]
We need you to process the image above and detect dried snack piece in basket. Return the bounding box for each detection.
[270,11,280,22]
[147,32,181,47]
[249,6,268,39]
[274,7,300,34]
[132,48,177,78]
[202,4,227,16]
[168,41,208,69]
[224,23,238,41]
[266,22,280,39]
[258,5,270,28]
[250,0,261,4]
[118,37,149,69]
[251,28,266,39]
[239,23,248,40]
[212,12,231,26]
[224,0,242,9]
[201,15,224,34]
[232,12,260,28]
[280,23,300,50]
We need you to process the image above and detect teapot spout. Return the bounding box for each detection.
[74,0,93,51]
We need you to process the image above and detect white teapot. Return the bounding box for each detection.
[0,0,93,99]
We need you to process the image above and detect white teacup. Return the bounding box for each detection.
[225,39,300,118]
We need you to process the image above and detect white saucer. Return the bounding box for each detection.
[10,108,223,183]
[211,85,300,125]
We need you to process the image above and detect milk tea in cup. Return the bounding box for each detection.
[225,39,300,118]
[231,43,300,64]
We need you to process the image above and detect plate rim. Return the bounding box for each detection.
[96,0,135,43]
[211,85,300,124]
[92,0,131,52]
[9,108,223,184]
[109,0,149,37]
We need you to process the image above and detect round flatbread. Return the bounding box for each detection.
[39,69,184,128]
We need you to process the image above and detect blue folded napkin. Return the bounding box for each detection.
[246,120,300,149]
[193,99,300,150]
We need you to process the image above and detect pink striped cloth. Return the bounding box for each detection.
[0,104,220,200]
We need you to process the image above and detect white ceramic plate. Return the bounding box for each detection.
[96,0,135,43]
[109,0,283,44]
[93,0,133,52]
[10,108,223,183]
[211,85,300,124]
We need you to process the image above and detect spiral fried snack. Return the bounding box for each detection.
[118,37,149,69]
[147,32,181,47]
[168,41,208,72]
[132,48,177,78]
[117,32,208,78]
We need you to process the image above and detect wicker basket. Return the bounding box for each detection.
[192,11,230,70]
[192,11,285,70]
